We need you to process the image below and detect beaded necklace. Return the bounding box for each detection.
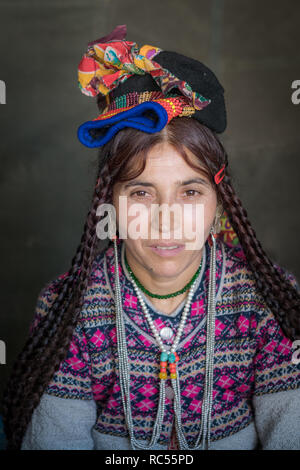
[112,231,217,450]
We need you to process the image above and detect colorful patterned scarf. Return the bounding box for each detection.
[78,25,210,112]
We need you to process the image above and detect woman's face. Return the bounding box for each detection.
[112,141,218,280]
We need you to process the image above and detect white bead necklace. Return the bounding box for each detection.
[112,230,217,450]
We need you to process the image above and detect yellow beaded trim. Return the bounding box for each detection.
[94,94,196,123]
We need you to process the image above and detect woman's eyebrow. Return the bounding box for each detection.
[124,177,209,189]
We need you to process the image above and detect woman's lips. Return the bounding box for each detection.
[149,245,185,257]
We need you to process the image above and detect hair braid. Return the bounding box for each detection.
[2,159,114,449]
[218,172,300,340]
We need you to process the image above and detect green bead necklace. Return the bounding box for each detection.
[124,253,203,299]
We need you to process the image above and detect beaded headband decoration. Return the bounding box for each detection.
[77,25,227,184]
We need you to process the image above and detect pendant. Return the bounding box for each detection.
[160,326,174,340]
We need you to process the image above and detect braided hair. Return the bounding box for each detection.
[2,117,300,449]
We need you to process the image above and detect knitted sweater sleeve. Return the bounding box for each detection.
[21,278,97,450]
[252,270,300,449]
[21,394,97,450]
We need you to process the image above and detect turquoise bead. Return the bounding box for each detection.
[160,352,168,362]
[168,353,175,363]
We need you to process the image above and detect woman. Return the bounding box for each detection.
[2,25,300,450]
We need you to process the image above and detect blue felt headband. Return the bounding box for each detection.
[77,101,169,148]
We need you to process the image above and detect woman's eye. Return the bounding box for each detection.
[130,190,148,198]
[184,189,201,197]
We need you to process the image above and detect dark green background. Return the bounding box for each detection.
[0,0,299,407]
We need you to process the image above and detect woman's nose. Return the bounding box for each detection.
[150,200,182,236]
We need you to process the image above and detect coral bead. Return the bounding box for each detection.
[160,361,167,367]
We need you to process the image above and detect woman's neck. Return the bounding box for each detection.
[123,244,203,315]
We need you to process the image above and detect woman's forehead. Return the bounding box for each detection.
[142,143,205,174]
[112,141,211,192]
[146,142,195,163]
[145,163,204,181]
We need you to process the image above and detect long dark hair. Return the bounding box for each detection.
[2,117,300,449]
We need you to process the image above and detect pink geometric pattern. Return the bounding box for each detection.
[217,375,234,389]
[139,384,158,397]
[182,384,201,399]
[124,293,137,309]
[191,299,204,317]
[65,356,86,371]
[90,329,105,347]
[108,327,117,344]
[215,318,226,337]
[69,341,79,355]
[138,334,152,347]
[92,382,106,400]
[136,398,156,411]
[127,337,137,347]
[277,337,292,354]
[132,314,143,325]
[189,399,202,414]
[237,315,249,333]
[222,390,235,402]
[154,318,165,329]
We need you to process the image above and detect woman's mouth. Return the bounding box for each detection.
[149,244,185,257]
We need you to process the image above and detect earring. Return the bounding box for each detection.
[208,207,222,247]
[213,205,224,234]
[213,216,222,234]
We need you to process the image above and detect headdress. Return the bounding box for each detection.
[77,25,227,184]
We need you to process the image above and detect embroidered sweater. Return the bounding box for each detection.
[21,238,300,450]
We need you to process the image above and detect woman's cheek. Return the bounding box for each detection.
[126,201,151,240]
